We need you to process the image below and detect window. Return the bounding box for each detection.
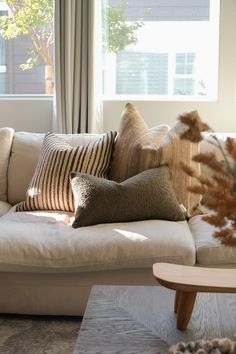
[0,0,53,95]
[102,0,220,101]
[175,53,196,76]
[116,52,168,95]
[174,53,196,95]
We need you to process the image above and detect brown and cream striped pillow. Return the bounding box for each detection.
[16,131,117,212]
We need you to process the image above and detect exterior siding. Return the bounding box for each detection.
[109,0,210,21]
[5,36,45,94]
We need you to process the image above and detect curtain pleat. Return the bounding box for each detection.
[53,0,103,134]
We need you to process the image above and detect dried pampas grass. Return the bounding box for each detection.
[178,111,236,246]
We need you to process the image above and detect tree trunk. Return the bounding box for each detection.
[45,65,54,94]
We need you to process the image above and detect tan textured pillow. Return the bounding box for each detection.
[160,120,201,217]
[109,103,169,182]
[16,131,117,212]
[70,166,185,228]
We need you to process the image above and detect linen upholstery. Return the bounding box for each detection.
[109,103,169,182]
[189,214,236,265]
[0,209,195,272]
[0,269,158,315]
[160,120,201,216]
[71,167,185,228]
[0,126,236,315]
[16,132,116,212]
[0,127,14,202]
[1,127,235,318]
[8,132,103,205]
[0,262,234,316]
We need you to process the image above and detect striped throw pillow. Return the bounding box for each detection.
[16,131,117,212]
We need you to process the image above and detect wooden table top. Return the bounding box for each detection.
[153,263,236,293]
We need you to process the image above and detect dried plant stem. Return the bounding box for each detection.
[178,111,236,247]
[211,134,233,173]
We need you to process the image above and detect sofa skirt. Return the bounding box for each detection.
[0,268,158,316]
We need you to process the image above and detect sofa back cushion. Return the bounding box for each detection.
[0,127,14,202]
[8,131,103,205]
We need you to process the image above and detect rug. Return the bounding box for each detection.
[74,286,236,353]
[0,314,82,354]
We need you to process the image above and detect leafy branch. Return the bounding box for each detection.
[103,0,144,53]
[0,0,53,69]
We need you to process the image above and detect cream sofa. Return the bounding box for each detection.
[0,128,235,316]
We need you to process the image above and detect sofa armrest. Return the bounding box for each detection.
[0,127,14,202]
[0,201,12,217]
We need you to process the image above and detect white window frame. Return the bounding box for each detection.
[103,0,220,102]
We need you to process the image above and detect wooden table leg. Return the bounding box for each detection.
[174,290,180,313]
[176,291,197,330]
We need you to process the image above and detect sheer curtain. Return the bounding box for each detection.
[53,0,103,134]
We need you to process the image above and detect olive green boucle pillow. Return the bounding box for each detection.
[70,166,185,228]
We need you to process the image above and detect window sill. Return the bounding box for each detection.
[0,95,53,100]
[103,95,218,103]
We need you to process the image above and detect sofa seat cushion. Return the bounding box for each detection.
[188,214,236,265]
[0,209,195,273]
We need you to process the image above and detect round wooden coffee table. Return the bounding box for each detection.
[153,263,236,330]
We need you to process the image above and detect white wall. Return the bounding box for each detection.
[0,98,52,132]
[103,0,236,133]
[0,0,235,133]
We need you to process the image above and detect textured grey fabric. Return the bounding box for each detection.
[70,166,185,228]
